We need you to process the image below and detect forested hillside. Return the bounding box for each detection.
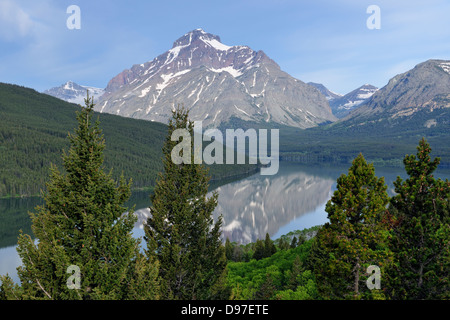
[278,106,450,167]
[0,83,256,198]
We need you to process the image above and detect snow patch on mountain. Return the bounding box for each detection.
[156,69,191,91]
[208,66,243,78]
[202,37,231,51]
[329,84,378,118]
[439,62,450,74]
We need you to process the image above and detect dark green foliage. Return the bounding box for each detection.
[144,106,228,300]
[277,237,290,251]
[0,83,165,198]
[0,95,160,299]
[253,273,277,300]
[225,238,233,261]
[0,196,40,247]
[286,255,304,290]
[253,239,265,261]
[264,233,277,258]
[250,234,277,261]
[290,236,298,249]
[0,82,257,198]
[309,154,393,300]
[387,138,450,299]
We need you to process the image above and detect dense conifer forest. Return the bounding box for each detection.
[0,83,256,198]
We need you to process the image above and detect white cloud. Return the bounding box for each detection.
[0,0,36,40]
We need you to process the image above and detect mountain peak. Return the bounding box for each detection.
[172,29,228,51]
[97,29,336,128]
[44,81,105,105]
[63,80,82,90]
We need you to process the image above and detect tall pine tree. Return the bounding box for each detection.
[309,153,392,299]
[144,106,228,300]
[387,138,449,299]
[0,94,159,300]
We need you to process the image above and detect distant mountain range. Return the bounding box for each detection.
[344,59,450,125]
[3,53,450,199]
[307,83,379,118]
[43,30,450,136]
[43,81,104,105]
[329,84,378,118]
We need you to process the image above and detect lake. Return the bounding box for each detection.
[1,162,449,283]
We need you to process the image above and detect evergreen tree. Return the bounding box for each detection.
[296,234,306,247]
[277,237,290,251]
[232,245,243,262]
[253,274,276,300]
[387,138,449,299]
[225,238,233,261]
[264,233,277,258]
[144,106,227,300]
[309,153,392,299]
[253,239,265,260]
[290,236,298,249]
[0,94,159,300]
[286,255,304,290]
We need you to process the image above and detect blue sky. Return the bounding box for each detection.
[1,0,450,94]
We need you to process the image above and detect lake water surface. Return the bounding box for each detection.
[1,162,449,283]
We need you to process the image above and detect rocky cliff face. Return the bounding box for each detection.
[96,29,336,128]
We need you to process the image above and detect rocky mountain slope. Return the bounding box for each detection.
[96,29,336,128]
[345,59,450,123]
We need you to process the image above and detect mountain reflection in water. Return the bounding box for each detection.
[213,167,333,244]
[132,164,334,244]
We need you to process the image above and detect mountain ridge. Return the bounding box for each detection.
[344,59,450,123]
